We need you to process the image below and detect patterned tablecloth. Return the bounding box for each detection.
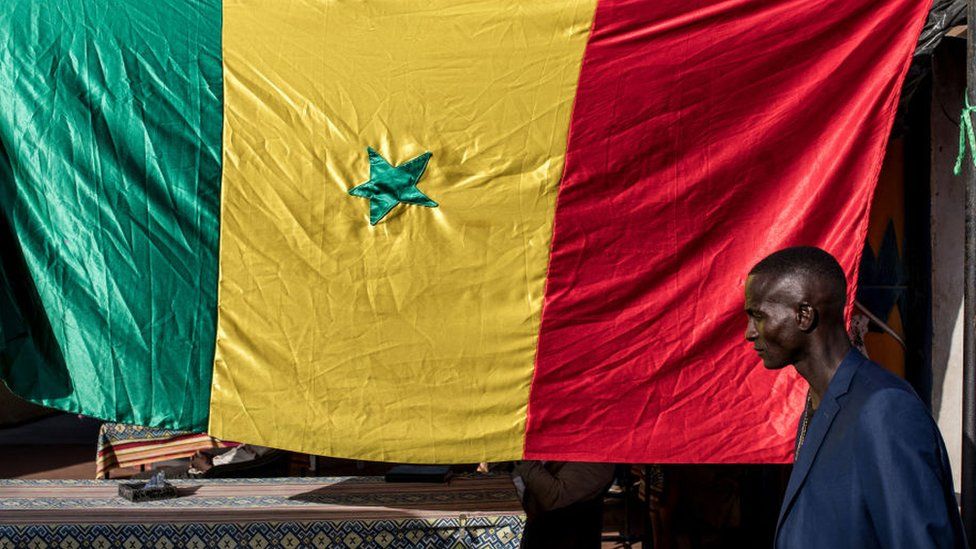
[0,475,525,548]
[96,422,237,479]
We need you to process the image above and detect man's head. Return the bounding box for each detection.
[744,247,847,369]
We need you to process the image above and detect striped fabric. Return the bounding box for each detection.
[0,476,524,548]
[95,423,236,479]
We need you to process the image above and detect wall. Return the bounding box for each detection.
[930,37,966,495]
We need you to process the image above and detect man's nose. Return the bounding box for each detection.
[745,320,758,342]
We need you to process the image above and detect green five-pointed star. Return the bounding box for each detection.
[348,147,437,225]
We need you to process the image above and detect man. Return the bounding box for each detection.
[513,460,615,548]
[744,246,964,548]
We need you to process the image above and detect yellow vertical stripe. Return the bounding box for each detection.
[210,0,596,462]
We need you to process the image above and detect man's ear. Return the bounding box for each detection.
[796,302,818,332]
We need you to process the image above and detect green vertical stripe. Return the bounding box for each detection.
[0,1,221,430]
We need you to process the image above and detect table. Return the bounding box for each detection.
[96,422,237,479]
[0,475,525,548]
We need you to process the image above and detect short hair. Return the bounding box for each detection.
[749,246,847,307]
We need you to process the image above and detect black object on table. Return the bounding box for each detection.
[385,465,453,483]
[118,471,178,502]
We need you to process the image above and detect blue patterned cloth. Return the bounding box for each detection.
[0,476,525,548]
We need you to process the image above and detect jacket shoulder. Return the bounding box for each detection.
[847,360,935,437]
[849,358,921,401]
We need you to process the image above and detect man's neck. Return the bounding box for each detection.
[793,331,852,408]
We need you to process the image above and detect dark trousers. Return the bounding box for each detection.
[520,494,605,549]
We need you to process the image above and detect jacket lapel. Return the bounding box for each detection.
[774,350,864,538]
[775,395,840,534]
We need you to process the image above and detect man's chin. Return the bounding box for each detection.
[758,355,788,370]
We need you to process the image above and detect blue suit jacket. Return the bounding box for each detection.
[775,349,965,548]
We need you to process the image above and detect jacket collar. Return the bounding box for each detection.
[774,348,864,538]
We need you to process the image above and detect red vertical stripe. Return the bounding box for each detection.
[525,0,931,463]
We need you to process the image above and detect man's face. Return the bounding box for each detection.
[744,274,804,369]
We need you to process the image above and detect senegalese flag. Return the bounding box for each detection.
[0,0,929,463]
